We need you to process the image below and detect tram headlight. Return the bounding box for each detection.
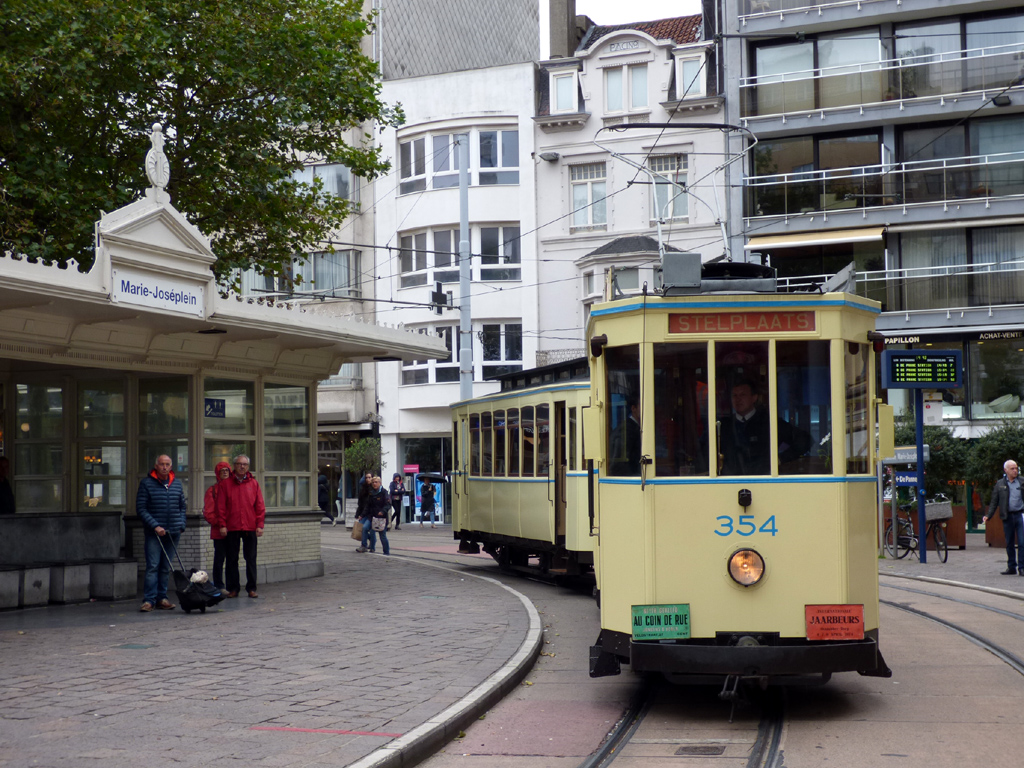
[728,549,765,587]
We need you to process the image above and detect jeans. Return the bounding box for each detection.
[1004,512,1024,571]
[378,528,390,555]
[360,517,377,551]
[421,506,436,524]
[225,531,258,593]
[212,538,226,589]
[143,530,181,604]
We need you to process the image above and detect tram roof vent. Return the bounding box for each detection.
[661,253,777,295]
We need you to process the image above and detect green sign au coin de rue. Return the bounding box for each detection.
[631,604,691,640]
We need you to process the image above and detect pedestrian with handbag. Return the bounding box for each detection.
[367,476,392,555]
[355,470,377,553]
[389,473,404,530]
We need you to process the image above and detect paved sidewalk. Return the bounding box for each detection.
[880,530,1024,597]
[0,525,540,768]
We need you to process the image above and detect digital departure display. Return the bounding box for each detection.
[882,350,962,389]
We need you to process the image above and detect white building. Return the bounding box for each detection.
[533,14,731,362]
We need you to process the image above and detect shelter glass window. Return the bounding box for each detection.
[78,380,127,512]
[203,377,255,479]
[264,382,310,508]
[653,343,709,477]
[469,414,481,475]
[776,341,831,475]
[494,410,507,477]
[716,341,770,476]
[481,412,493,476]
[508,408,521,477]
[14,382,64,511]
[606,345,641,477]
[521,406,535,477]
[845,343,870,474]
[537,404,550,478]
[139,376,189,493]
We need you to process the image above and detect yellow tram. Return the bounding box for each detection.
[451,359,595,575]
[586,260,892,683]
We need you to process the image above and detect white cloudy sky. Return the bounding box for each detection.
[576,0,702,25]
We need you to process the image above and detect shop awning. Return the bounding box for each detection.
[745,227,885,250]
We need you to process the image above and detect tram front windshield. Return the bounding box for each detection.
[605,340,839,477]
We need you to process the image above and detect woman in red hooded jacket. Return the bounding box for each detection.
[202,461,232,590]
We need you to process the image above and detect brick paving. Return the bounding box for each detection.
[0,526,536,768]
[880,530,1024,597]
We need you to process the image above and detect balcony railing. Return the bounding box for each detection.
[741,42,1024,119]
[777,260,1024,314]
[747,150,1024,218]
[741,0,888,20]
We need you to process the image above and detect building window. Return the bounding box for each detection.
[571,162,607,230]
[433,230,459,284]
[614,267,640,292]
[606,64,648,113]
[432,133,467,189]
[482,322,523,379]
[551,70,579,113]
[321,363,363,388]
[399,137,427,194]
[435,326,460,382]
[400,232,429,288]
[293,163,359,203]
[480,226,521,281]
[583,271,597,297]
[650,155,688,220]
[479,130,519,185]
[676,53,706,99]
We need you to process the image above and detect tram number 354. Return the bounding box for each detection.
[714,515,778,537]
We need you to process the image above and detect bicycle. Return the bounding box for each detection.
[884,499,949,563]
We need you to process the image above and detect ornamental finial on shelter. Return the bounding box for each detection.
[144,123,171,200]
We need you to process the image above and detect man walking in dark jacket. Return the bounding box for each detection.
[984,459,1024,575]
[136,455,187,612]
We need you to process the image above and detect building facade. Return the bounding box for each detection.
[724,0,1024,435]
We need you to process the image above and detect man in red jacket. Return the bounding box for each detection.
[215,454,265,598]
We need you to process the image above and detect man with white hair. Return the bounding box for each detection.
[983,459,1024,575]
[136,455,187,611]
[215,454,265,598]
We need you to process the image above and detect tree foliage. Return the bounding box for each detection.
[1,0,400,283]
[965,420,1024,502]
[343,437,384,478]
[893,411,970,499]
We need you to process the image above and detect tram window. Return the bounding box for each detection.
[453,420,459,468]
[537,404,550,477]
[482,411,493,476]
[653,343,709,476]
[508,408,520,477]
[606,345,641,476]
[716,341,771,476]
[470,413,480,475]
[568,407,577,472]
[494,410,506,476]
[845,342,870,474]
[776,341,831,475]
[522,406,535,476]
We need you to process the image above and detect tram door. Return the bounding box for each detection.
[554,401,567,538]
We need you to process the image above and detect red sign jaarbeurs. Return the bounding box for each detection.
[669,311,815,334]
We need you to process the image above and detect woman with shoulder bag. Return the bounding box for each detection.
[367,476,392,556]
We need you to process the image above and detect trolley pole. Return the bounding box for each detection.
[457,134,473,401]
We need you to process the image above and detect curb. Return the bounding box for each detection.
[880,571,1024,602]
[345,558,543,768]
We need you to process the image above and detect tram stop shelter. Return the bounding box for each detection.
[0,129,446,608]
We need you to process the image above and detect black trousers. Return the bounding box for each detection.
[212,538,226,589]
[391,500,402,528]
[225,531,258,593]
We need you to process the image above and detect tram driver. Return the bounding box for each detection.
[718,380,811,476]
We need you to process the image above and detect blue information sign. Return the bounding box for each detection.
[204,398,226,418]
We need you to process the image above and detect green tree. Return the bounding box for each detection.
[965,420,1024,504]
[1,0,400,283]
[343,437,385,478]
[893,411,970,500]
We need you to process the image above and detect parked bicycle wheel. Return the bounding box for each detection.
[885,519,913,559]
[932,523,948,563]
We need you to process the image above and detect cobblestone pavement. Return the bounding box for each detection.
[0,526,538,768]
[880,530,1024,597]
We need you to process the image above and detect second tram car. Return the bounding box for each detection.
[586,259,892,683]
[451,358,595,576]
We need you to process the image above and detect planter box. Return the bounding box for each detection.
[19,566,50,607]
[50,563,91,604]
[986,517,1007,548]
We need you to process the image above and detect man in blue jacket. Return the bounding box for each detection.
[136,455,187,611]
